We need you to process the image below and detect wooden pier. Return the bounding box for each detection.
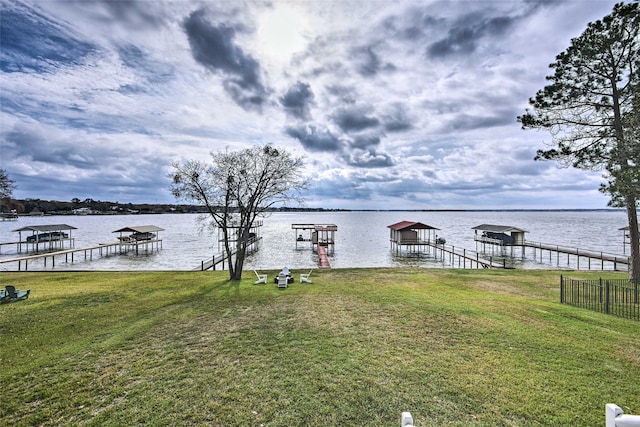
[195,236,262,271]
[523,240,629,270]
[0,239,162,271]
[317,245,331,268]
[427,241,509,269]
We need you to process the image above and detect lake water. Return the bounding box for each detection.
[0,210,630,272]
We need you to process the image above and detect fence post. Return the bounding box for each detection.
[560,275,564,303]
[605,280,610,314]
[600,277,603,304]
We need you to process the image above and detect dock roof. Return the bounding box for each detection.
[292,223,338,231]
[618,225,639,231]
[387,221,439,231]
[472,224,528,233]
[112,225,164,233]
[13,224,78,232]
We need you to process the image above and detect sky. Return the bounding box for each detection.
[0,0,624,210]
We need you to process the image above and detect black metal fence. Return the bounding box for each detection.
[560,276,639,321]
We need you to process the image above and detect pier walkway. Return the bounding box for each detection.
[0,239,162,271]
[195,236,262,271]
[523,240,629,270]
[317,245,331,268]
[426,241,509,269]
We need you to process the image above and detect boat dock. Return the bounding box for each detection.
[293,223,337,268]
[0,239,163,271]
[470,223,630,271]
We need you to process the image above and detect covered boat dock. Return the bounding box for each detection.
[113,225,164,254]
[388,221,441,255]
[11,224,77,253]
[472,224,527,246]
[292,223,337,268]
[292,223,337,254]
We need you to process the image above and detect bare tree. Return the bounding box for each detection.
[519,2,640,281]
[0,168,16,212]
[171,145,307,280]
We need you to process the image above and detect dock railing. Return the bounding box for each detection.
[560,275,639,321]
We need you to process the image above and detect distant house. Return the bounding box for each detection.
[73,207,93,215]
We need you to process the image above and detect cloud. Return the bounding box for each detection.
[347,149,395,168]
[381,103,413,132]
[332,106,380,133]
[280,81,314,120]
[426,12,517,58]
[0,2,97,73]
[0,0,620,208]
[285,124,344,152]
[353,45,396,76]
[182,9,268,111]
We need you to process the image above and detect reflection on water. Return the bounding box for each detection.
[0,210,629,271]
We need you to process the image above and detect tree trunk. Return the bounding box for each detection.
[230,245,245,281]
[625,195,639,283]
[229,226,249,281]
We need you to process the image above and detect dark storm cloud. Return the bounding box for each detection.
[332,107,380,133]
[280,81,314,120]
[426,13,516,58]
[183,9,268,111]
[285,125,343,152]
[0,2,96,73]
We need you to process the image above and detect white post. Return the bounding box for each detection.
[401,411,414,427]
[607,404,640,427]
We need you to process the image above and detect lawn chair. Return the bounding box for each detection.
[300,270,313,283]
[2,285,30,303]
[254,270,267,285]
[277,272,288,289]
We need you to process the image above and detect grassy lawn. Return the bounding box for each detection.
[1,268,638,426]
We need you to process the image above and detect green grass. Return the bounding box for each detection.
[1,269,638,426]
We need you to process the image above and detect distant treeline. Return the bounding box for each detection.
[3,198,347,215]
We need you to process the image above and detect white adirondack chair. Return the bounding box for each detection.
[300,270,313,283]
[254,270,267,284]
[277,272,289,288]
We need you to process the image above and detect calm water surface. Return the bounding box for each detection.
[0,210,629,271]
